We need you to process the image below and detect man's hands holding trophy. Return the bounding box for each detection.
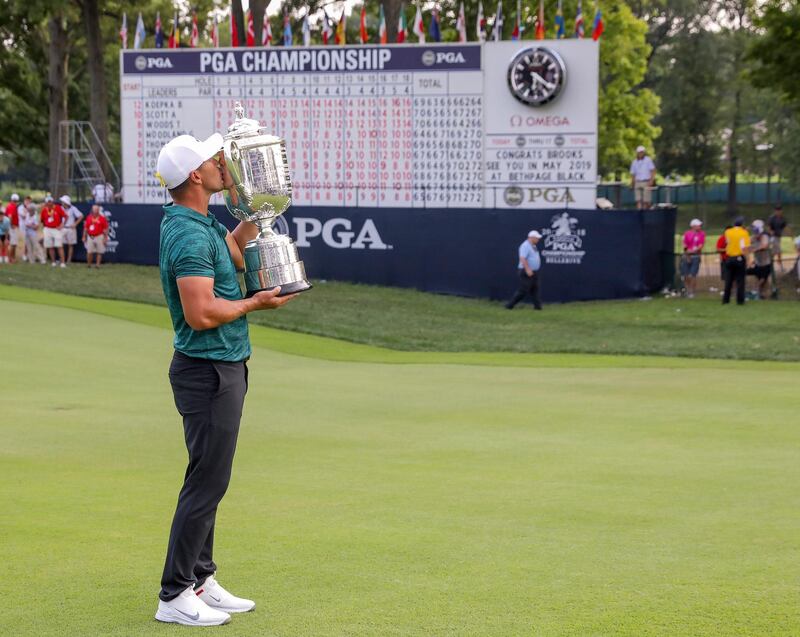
[248,283,299,310]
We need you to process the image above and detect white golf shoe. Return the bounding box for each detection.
[195,575,256,613]
[155,584,231,626]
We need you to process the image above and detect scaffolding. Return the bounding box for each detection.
[54,121,120,200]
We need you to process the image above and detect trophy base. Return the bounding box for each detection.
[242,233,311,299]
[245,279,313,298]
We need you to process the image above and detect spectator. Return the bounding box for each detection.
[630,145,656,210]
[19,196,44,264]
[6,193,20,263]
[59,195,84,265]
[82,204,109,268]
[795,235,800,282]
[722,217,751,305]
[767,205,790,272]
[748,219,772,300]
[40,195,67,267]
[680,218,705,298]
[505,230,543,311]
[92,182,114,203]
[716,225,731,281]
[0,208,9,263]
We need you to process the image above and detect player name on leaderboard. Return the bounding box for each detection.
[120,42,598,209]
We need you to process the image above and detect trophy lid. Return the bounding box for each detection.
[226,102,262,139]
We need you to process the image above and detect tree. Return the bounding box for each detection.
[232,0,245,47]
[596,0,661,176]
[756,95,800,196]
[81,0,111,178]
[0,0,109,188]
[249,0,267,46]
[653,29,722,212]
[715,0,756,214]
[628,0,713,67]
[385,0,402,43]
[0,1,50,162]
[748,1,800,110]
[770,110,800,194]
[47,8,70,192]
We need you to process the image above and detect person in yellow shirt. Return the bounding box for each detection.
[722,217,751,305]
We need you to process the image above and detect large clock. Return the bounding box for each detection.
[507,47,567,107]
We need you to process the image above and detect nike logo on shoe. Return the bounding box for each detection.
[175,608,200,621]
[209,594,221,602]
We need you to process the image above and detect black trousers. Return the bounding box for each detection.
[506,270,542,310]
[722,256,746,305]
[160,351,248,602]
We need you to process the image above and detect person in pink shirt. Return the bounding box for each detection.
[680,218,706,298]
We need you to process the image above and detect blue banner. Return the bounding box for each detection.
[81,205,675,303]
[122,45,482,75]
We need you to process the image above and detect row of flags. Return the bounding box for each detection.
[120,1,604,50]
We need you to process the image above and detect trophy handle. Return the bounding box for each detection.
[223,139,257,210]
[223,140,242,187]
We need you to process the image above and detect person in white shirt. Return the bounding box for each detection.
[18,197,45,264]
[505,230,544,310]
[630,145,656,210]
[92,182,114,203]
[59,195,84,265]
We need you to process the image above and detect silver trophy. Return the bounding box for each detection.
[222,102,311,297]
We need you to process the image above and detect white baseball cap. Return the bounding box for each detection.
[528,230,542,239]
[10,193,19,201]
[690,218,702,227]
[752,219,764,231]
[636,145,646,153]
[156,133,224,189]
[44,195,53,203]
[60,195,72,206]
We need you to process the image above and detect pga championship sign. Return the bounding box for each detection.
[121,41,598,209]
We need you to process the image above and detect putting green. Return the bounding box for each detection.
[2,296,798,636]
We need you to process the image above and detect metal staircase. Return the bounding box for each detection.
[55,121,120,199]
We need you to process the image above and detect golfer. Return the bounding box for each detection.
[154,134,297,627]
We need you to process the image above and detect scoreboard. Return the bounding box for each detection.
[120,41,598,209]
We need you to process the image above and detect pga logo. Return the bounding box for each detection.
[421,50,467,66]
[293,217,391,250]
[134,55,173,71]
[100,209,120,254]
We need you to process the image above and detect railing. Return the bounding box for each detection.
[669,249,799,300]
[598,182,800,208]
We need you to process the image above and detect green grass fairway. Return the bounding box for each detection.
[2,265,800,361]
[3,295,799,636]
